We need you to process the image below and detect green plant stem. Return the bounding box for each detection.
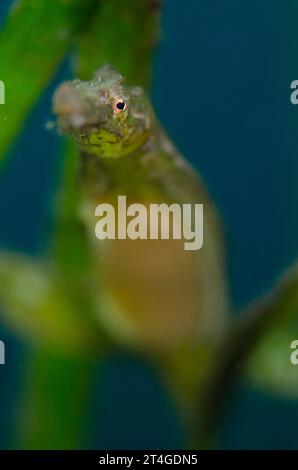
[195,261,298,446]
[17,346,95,449]
[0,0,101,159]
[17,0,162,450]
[76,0,161,86]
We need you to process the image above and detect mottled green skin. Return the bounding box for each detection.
[54,65,153,159]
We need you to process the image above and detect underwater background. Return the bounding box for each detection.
[0,0,298,449]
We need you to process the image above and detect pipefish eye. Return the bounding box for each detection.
[114,99,127,113]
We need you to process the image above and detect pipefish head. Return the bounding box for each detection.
[53,65,154,158]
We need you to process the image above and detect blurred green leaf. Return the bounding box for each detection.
[245,263,298,398]
[17,346,96,449]
[0,250,101,353]
[0,0,100,159]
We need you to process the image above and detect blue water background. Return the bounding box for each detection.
[0,0,298,449]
